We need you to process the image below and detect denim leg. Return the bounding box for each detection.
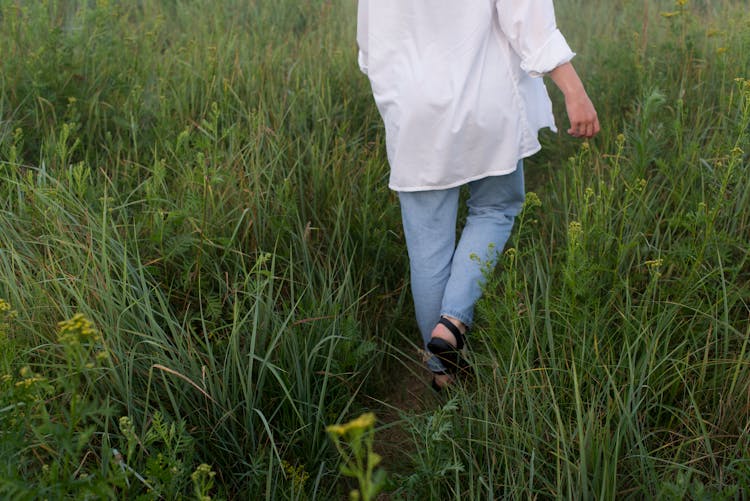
[398,188,460,373]
[441,161,525,327]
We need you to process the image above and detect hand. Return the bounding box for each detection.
[564,91,599,138]
[548,62,600,139]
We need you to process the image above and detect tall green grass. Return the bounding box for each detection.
[1,0,403,497]
[0,0,748,498]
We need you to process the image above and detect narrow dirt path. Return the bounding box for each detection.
[366,343,438,475]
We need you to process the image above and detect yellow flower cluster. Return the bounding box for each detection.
[326,412,376,437]
[627,178,648,195]
[11,366,48,390]
[191,463,217,501]
[15,375,47,389]
[645,258,664,269]
[523,191,542,211]
[0,299,17,337]
[281,460,310,489]
[191,463,216,481]
[57,313,100,346]
[568,221,583,243]
[661,0,689,16]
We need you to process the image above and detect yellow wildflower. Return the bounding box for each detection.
[0,299,15,338]
[58,313,100,345]
[568,221,583,241]
[326,412,376,437]
[523,191,542,210]
[281,460,310,489]
[645,259,664,269]
[119,416,135,437]
[191,463,217,501]
[348,412,376,430]
[191,463,216,481]
[15,375,47,389]
[326,424,346,436]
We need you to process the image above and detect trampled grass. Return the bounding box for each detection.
[0,0,748,498]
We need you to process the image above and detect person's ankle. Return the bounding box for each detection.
[441,315,466,335]
[433,373,453,388]
[430,316,466,346]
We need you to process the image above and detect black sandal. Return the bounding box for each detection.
[427,317,468,374]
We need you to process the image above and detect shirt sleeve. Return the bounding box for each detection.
[356,0,369,75]
[494,0,575,77]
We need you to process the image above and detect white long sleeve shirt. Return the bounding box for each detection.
[357,0,575,191]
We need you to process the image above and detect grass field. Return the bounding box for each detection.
[1,0,749,498]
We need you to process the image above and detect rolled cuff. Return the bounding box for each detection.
[520,29,575,78]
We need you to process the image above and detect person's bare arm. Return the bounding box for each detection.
[548,62,600,138]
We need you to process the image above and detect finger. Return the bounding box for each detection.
[585,118,599,138]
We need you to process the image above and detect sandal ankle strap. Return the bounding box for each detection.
[437,317,465,350]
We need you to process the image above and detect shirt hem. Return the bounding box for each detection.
[389,146,541,192]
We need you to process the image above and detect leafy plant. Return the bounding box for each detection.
[327,413,387,501]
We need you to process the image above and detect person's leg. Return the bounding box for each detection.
[398,187,461,375]
[433,161,525,345]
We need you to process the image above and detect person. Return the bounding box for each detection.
[356,0,600,390]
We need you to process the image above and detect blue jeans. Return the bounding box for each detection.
[398,162,525,373]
